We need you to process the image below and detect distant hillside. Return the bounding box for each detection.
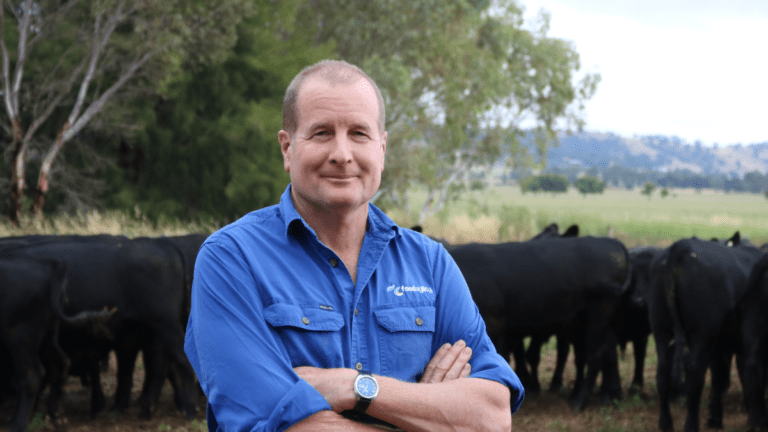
[543,132,768,178]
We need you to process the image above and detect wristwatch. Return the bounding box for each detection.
[352,370,379,413]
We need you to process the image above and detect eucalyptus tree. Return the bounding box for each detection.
[302,0,600,222]
[1,0,253,223]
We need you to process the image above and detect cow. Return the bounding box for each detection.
[448,234,630,411]
[614,246,661,394]
[0,235,198,421]
[739,252,768,431]
[645,235,763,432]
[0,257,112,432]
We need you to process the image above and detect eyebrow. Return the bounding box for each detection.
[305,122,374,134]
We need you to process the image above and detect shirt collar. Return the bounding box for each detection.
[278,184,401,242]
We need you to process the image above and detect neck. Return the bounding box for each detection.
[291,191,368,283]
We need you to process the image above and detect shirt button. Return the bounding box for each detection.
[355,363,363,371]
[329,258,338,267]
[415,317,424,326]
[354,308,359,316]
[301,317,310,325]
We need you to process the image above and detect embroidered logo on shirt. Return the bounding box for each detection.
[319,304,334,311]
[386,284,434,296]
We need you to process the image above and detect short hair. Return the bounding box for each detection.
[282,60,386,134]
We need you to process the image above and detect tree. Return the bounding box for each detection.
[104,3,332,222]
[1,0,254,224]
[660,188,669,198]
[641,181,656,199]
[574,175,605,196]
[302,0,599,222]
[520,173,568,193]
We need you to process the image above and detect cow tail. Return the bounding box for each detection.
[665,240,690,386]
[48,259,115,327]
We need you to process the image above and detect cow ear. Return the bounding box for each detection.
[727,231,740,247]
[563,225,579,237]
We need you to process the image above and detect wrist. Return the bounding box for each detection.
[352,370,379,414]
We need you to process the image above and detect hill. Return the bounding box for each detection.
[543,132,768,178]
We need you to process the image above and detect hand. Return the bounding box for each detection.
[419,339,472,383]
[294,366,358,413]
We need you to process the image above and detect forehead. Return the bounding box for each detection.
[296,78,380,129]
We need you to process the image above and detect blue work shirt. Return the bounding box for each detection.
[184,185,524,432]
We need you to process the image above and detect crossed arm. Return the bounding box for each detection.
[289,340,513,432]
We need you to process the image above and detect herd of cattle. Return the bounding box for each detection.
[3,226,768,432]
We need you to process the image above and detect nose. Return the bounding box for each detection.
[329,134,353,165]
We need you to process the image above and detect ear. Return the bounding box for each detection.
[278,130,292,173]
[380,130,387,171]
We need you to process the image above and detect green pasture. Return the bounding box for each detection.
[397,186,768,247]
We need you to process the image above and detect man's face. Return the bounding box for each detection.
[279,78,386,214]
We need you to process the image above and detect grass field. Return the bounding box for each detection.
[396,186,768,247]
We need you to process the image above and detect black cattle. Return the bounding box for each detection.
[645,236,762,432]
[740,252,768,431]
[449,235,630,411]
[0,257,112,432]
[614,246,661,394]
[0,236,198,421]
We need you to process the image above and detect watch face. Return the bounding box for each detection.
[355,376,378,398]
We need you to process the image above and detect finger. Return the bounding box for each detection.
[459,361,471,378]
[431,340,467,383]
[444,346,472,380]
[420,343,451,383]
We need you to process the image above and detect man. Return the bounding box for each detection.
[184,60,524,431]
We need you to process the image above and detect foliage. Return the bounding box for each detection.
[641,182,656,199]
[520,173,569,193]
[660,188,669,198]
[0,0,257,222]
[574,175,606,195]
[103,1,332,222]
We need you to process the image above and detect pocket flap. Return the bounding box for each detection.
[374,306,435,332]
[264,303,344,331]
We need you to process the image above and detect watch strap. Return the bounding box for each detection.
[352,396,372,413]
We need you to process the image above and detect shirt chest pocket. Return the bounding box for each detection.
[374,305,435,382]
[264,303,345,368]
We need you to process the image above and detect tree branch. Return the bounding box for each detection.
[0,3,16,119]
[67,1,125,127]
[11,0,33,115]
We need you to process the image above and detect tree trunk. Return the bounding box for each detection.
[8,118,25,225]
[31,123,68,218]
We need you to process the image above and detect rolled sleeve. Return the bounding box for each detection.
[430,244,525,414]
[184,242,331,431]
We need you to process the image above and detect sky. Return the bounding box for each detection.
[520,0,768,146]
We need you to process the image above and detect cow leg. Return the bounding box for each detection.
[599,332,622,404]
[7,344,44,432]
[707,350,731,429]
[113,343,140,413]
[524,335,547,395]
[148,326,198,420]
[569,331,586,402]
[654,330,675,432]
[683,339,715,432]
[511,337,534,391]
[87,354,106,417]
[138,337,169,419]
[549,331,570,393]
[629,333,648,395]
[743,329,768,430]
